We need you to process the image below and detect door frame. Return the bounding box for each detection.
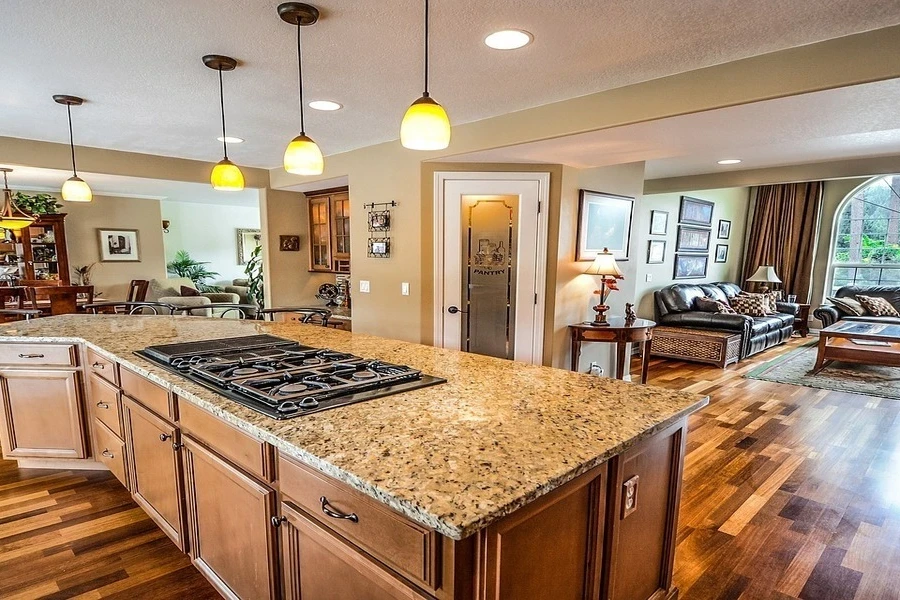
[433,171,550,364]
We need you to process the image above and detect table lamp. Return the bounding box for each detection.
[747,265,781,293]
[585,248,624,326]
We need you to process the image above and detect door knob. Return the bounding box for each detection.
[447,305,468,314]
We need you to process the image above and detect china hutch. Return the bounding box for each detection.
[0,214,71,284]
[307,187,350,273]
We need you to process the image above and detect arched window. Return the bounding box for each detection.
[830,175,900,294]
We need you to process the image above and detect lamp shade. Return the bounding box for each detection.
[400,95,451,150]
[210,158,245,191]
[585,248,624,278]
[61,176,93,203]
[284,134,324,175]
[747,265,782,283]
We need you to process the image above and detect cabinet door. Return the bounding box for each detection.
[280,502,427,600]
[182,436,278,600]
[0,369,85,459]
[330,192,351,261]
[123,397,185,550]
[308,196,333,272]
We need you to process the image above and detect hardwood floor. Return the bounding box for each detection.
[0,336,897,599]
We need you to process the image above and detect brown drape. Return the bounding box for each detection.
[742,181,823,303]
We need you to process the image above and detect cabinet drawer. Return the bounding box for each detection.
[278,454,437,587]
[89,373,123,438]
[86,348,117,385]
[121,367,173,421]
[0,344,76,367]
[179,400,272,482]
[93,418,128,489]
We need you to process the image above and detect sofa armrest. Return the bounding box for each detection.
[659,311,753,333]
[775,301,800,316]
[813,305,840,327]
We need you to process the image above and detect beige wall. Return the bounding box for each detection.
[60,194,167,299]
[633,187,751,319]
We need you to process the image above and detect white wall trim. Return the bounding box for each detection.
[433,171,550,365]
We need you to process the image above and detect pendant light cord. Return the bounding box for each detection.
[66,104,78,177]
[423,0,429,96]
[296,22,306,134]
[218,67,229,159]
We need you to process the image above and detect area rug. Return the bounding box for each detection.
[745,341,900,400]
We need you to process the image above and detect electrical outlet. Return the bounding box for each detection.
[401,282,410,296]
[645,273,653,282]
[589,361,604,377]
[359,280,370,293]
[622,475,640,518]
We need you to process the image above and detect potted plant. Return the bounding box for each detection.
[166,250,221,292]
[244,245,264,311]
[72,263,97,286]
[13,192,63,216]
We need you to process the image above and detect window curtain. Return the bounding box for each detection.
[742,181,823,302]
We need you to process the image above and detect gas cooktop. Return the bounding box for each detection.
[136,334,445,419]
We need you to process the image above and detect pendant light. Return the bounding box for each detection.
[0,169,36,231]
[53,95,93,202]
[204,55,245,191]
[278,3,324,176]
[401,0,450,150]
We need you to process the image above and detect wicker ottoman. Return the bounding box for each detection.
[650,326,742,368]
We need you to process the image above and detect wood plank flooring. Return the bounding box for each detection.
[0,336,898,598]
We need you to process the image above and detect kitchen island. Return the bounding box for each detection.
[0,315,707,600]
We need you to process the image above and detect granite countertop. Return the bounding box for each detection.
[0,315,707,539]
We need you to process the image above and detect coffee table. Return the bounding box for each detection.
[813,321,900,373]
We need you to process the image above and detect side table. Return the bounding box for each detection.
[793,303,811,337]
[569,317,656,383]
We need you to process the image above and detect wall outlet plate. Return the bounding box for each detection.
[360,280,370,293]
[401,282,410,296]
[645,273,653,282]
[622,475,640,519]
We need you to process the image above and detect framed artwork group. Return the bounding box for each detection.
[670,196,731,280]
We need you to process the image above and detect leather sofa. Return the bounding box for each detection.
[654,282,798,359]
[814,285,900,327]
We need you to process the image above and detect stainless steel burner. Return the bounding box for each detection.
[352,371,378,381]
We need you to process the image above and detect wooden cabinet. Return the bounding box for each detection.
[123,396,186,550]
[7,214,71,284]
[280,501,428,600]
[307,188,350,273]
[0,369,85,459]
[183,435,278,600]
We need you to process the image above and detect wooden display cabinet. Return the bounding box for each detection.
[3,214,71,284]
[307,187,350,274]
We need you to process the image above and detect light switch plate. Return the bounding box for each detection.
[401,282,410,296]
[645,273,653,282]
[360,280,370,293]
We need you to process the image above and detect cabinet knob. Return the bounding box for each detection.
[101,449,114,459]
[271,516,287,528]
[92,362,106,369]
[172,442,184,451]
[320,496,359,523]
[96,402,110,410]
[159,433,173,442]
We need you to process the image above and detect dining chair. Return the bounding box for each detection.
[0,287,42,321]
[83,301,177,315]
[28,285,94,316]
[257,307,332,326]
[172,303,259,319]
[127,279,150,303]
[17,279,63,288]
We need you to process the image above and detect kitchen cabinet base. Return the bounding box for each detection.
[15,457,105,471]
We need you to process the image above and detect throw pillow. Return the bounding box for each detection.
[730,294,769,317]
[694,296,737,314]
[855,295,900,317]
[739,292,777,314]
[180,285,201,297]
[827,296,867,317]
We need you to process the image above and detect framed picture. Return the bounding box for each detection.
[676,226,711,252]
[673,253,708,279]
[649,210,668,235]
[715,244,728,263]
[236,228,262,264]
[368,210,391,232]
[679,196,714,226]
[368,237,391,258]
[576,190,634,261]
[717,219,732,239]
[280,235,300,252]
[97,229,140,262]
[647,240,666,264]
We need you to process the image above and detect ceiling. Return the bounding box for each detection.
[2,0,899,169]
[2,165,260,207]
[441,78,900,179]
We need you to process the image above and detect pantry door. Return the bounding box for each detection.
[434,172,549,365]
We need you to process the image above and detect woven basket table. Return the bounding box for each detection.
[650,326,742,368]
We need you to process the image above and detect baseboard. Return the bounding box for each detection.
[16,458,107,471]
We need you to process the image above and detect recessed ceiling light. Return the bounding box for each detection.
[717,159,742,165]
[217,136,244,144]
[309,100,342,111]
[485,29,533,50]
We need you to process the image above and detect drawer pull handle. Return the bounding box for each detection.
[271,516,287,528]
[101,449,114,459]
[320,496,359,523]
[96,402,110,410]
[18,353,45,359]
[159,433,173,442]
[92,362,106,369]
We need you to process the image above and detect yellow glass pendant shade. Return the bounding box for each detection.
[401,95,450,150]
[283,134,324,175]
[210,158,245,191]
[61,176,93,202]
